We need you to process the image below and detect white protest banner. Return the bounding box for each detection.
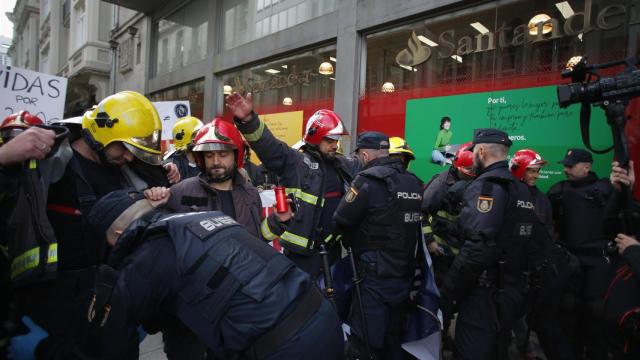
[153,101,191,141]
[0,65,68,124]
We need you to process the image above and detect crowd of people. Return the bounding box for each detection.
[0,89,639,360]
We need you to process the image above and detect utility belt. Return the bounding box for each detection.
[477,269,527,293]
[357,259,414,279]
[244,285,324,359]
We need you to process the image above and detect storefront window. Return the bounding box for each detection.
[359,0,631,191]
[220,44,336,144]
[154,0,209,76]
[150,78,205,120]
[361,0,629,134]
[223,0,337,50]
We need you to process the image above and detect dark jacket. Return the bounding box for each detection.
[235,112,360,255]
[421,167,470,255]
[166,150,200,180]
[548,172,613,265]
[441,161,539,301]
[165,171,262,239]
[71,211,343,359]
[333,157,423,278]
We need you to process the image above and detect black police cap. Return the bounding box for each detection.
[355,131,390,151]
[87,189,145,242]
[558,148,593,166]
[468,128,512,150]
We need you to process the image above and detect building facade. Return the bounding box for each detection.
[104,0,639,194]
[9,0,115,117]
[0,36,12,66]
[11,0,640,194]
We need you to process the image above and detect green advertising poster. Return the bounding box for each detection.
[406,85,613,192]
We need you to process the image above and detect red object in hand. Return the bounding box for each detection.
[274,186,289,213]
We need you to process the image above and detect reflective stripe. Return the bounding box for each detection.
[286,188,321,206]
[280,231,309,248]
[244,120,265,142]
[11,243,58,280]
[323,234,342,244]
[261,218,279,241]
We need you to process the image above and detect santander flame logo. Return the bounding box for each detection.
[395,31,432,67]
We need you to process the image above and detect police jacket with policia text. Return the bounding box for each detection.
[76,211,339,359]
[440,161,541,302]
[234,112,360,255]
[164,171,262,239]
[333,157,423,278]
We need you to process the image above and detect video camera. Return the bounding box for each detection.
[556,56,639,258]
[557,56,640,108]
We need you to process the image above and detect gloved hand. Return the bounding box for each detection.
[8,316,48,360]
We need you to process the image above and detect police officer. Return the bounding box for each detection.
[548,148,614,359]
[226,92,359,276]
[333,131,423,359]
[72,190,343,360]
[439,128,539,359]
[6,91,180,359]
[163,116,204,180]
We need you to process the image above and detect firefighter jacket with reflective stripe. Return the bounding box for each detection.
[4,142,72,286]
[421,168,469,256]
[235,112,360,255]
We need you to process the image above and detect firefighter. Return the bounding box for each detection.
[6,91,180,359]
[388,136,415,169]
[164,116,204,180]
[225,92,359,276]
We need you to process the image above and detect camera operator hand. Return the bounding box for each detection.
[615,233,640,256]
[0,127,55,166]
[610,160,635,191]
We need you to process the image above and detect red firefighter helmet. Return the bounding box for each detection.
[1,111,44,141]
[192,118,245,170]
[303,109,348,145]
[453,141,475,177]
[509,149,547,180]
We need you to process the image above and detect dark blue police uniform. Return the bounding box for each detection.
[548,148,614,359]
[74,191,344,360]
[333,131,423,359]
[439,129,540,360]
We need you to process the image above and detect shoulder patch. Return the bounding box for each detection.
[345,187,358,203]
[477,196,493,213]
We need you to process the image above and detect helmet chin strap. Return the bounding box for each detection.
[207,166,235,183]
